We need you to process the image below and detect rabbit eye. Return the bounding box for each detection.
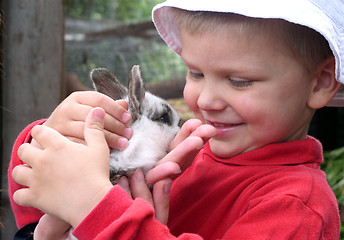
[158,113,171,125]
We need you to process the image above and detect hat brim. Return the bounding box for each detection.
[152,0,343,86]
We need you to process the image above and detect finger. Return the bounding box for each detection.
[12,164,32,187]
[17,143,32,161]
[13,188,33,207]
[73,91,131,124]
[145,161,180,185]
[114,99,129,109]
[153,179,172,225]
[161,136,204,165]
[104,109,132,139]
[105,128,130,150]
[84,108,108,152]
[189,124,216,140]
[48,93,132,147]
[170,119,203,149]
[45,91,130,133]
[130,170,153,206]
[104,112,132,139]
[44,97,90,138]
[31,125,68,150]
[63,123,130,150]
[48,120,85,143]
[64,112,131,142]
[17,143,43,167]
[117,176,131,196]
[65,107,132,149]
[150,136,204,182]
[65,136,86,145]
[170,121,215,151]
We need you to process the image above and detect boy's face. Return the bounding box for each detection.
[181,25,316,158]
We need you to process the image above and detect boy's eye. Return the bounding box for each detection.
[228,78,253,88]
[188,71,204,79]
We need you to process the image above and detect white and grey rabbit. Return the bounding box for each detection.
[68,65,181,239]
[91,65,181,183]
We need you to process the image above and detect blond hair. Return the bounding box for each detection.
[170,8,332,74]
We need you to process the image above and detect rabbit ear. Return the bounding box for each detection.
[128,65,145,120]
[91,68,127,100]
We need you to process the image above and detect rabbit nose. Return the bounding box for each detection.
[178,118,186,127]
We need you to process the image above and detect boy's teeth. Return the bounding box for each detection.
[207,120,238,127]
[211,122,241,127]
[211,122,230,127]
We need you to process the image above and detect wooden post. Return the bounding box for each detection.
[1,0,64,238]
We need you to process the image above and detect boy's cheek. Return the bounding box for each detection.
[183,94,205,124]
[183,85,199,113]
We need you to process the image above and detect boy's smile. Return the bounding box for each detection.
[180,25,316,158]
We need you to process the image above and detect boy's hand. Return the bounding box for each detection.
[42,91,132,150]
[117,171,172,225]
[119,120,215,225]
[34,214,71,240]
[145,119,216,185]
[12,107,113,228]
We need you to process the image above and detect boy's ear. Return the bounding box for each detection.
[307,56,342,109]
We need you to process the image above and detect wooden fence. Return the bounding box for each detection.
[1,1,64,238]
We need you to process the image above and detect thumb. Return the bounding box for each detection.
[84,107,107,149]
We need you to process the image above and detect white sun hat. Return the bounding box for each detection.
[152,0,344,105]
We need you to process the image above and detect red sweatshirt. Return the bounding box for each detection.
[9,121,340,239]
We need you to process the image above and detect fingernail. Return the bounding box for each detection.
[122,112,131,123]
[134,169,145,183]
[118,176,129,189]
[174,168,182,174]
[93,108,105,120]
[164,181,172,195]
[123,127,133,139]
[117,137,128,150]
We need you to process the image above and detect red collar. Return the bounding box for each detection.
[203,136,323,166]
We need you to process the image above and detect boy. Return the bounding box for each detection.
[9,0,344,239]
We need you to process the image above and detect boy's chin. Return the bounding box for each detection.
[208,137,266,159]
[208,138,245,159]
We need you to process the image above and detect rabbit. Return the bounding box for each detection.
[91,65,181,184]
[68,65,180,239]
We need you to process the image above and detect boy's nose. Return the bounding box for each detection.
[197,83,226,111]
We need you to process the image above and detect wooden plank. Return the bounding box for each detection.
[1,0,64,238]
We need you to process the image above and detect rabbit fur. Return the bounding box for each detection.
[68,65,181,239]
[91,65,181,183]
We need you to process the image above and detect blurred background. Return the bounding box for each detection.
[1,0,344,239]
[64,0,187,90]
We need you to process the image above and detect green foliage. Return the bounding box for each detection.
[64,0,117,19]
[64,0,162,21]
[64,0,185,86]
[137,43,187,83]
[323,147,344,204]
[116,0,162,22]
[65,38,186,87]
[322,147,344,239]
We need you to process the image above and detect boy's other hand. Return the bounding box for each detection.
[13,107,113,228]
[34,214,71,240]
[118,171,172,225]
[145,119,216,185]
[43,91,132,150]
